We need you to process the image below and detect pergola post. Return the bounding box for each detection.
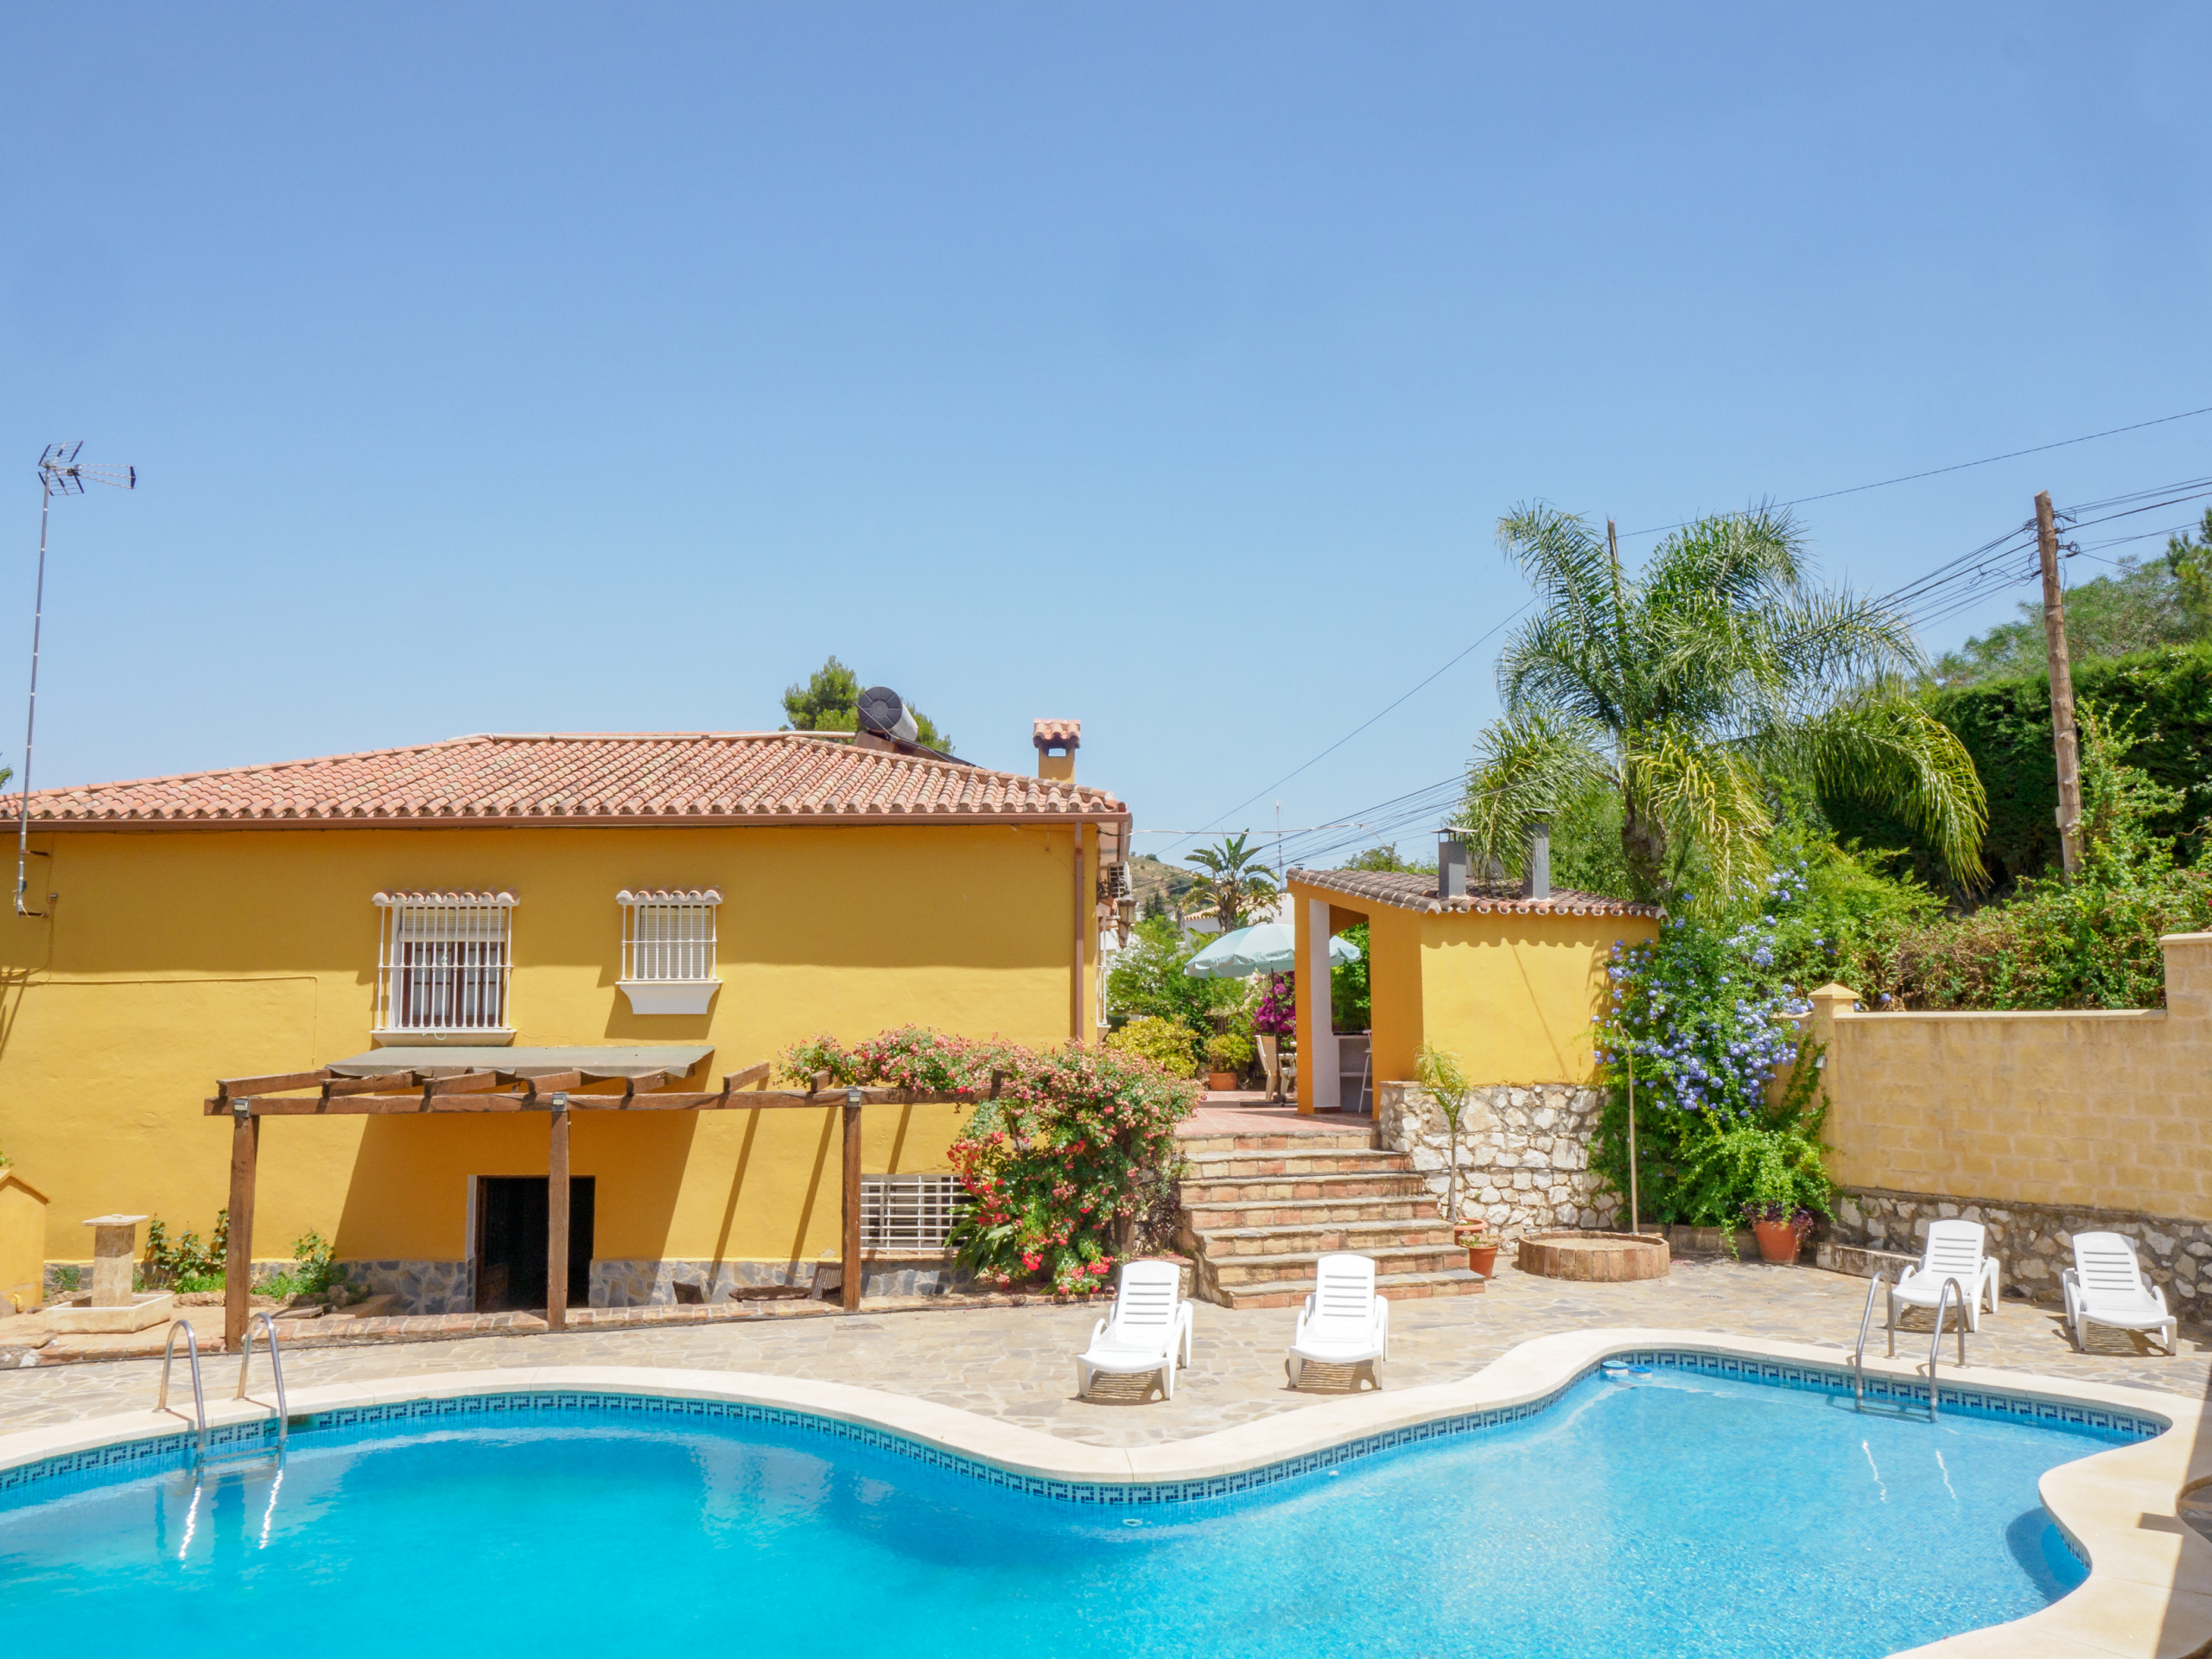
[840,1087,862,1313]
[224,1101,260,1351]
[546,1101,570,1332]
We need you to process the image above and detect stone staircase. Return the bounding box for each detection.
[1174,1126,1485,1309]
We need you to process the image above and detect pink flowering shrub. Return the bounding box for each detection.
[1253,973,1295,1036]
[780,1027,1197,1296]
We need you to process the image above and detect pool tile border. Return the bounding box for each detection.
[0,1344,2166,1512]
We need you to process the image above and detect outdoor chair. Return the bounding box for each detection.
[1889,1218,2001,1340]
[2063,1232,2177,1355]
[1285,1252,1389,1390]
[1076,1259,1195,1402]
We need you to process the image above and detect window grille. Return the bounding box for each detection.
[617,889,721,982]
[860,1174,971,1253]
[373,891,517,1036]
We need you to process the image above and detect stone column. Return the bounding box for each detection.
[82,1214,147,1307]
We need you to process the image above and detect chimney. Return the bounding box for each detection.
[1033,718,1079,783]
[1437,836,1469,899]
[1523,815,1552,902]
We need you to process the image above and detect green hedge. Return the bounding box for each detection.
[1826,642,2212,893]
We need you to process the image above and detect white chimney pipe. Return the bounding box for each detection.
[1524,816,1551,902]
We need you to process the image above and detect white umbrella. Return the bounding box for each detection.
[1182,921,1360,980]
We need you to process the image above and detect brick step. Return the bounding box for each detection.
[1176,1129,1376,1155]
[1210,1268,1489,1310]
[1187,1219,1461,1259]
[1204,1243,1470,1287]
[1178,1169,1433,1205]
[1179,1147,1413,1179]
[1180,1194,1437,1230]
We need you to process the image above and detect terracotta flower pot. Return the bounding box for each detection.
[1751,1219,1801,1263]
[1206,1071,1238,1090]
[1465,1244,1499,1277]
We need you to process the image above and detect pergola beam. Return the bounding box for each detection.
[208,1063,999,1342]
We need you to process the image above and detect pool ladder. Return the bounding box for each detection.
[156,1313,289,1467]
[1850,1271,1967,1421]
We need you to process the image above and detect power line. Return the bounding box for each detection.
[1148,600,1532,859]
[1620,402,2212,540]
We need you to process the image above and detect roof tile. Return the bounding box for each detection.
[1288,866,1662,919]
[27,733,1126,828]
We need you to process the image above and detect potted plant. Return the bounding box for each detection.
[1204,1032,1254,1092]
[1744,1202,1815,1264]
[1455,1222,1502,1278]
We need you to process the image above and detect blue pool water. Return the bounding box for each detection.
[0,1365,2127,1659]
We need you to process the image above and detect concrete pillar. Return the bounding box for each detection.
[1307,897,1341,1111]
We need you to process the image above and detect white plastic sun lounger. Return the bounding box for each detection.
[2063,1231,2177,1355]
[1286,1252,1390,1389]
[1889,1219,2000,1338]
[1076,1259,1194,1402]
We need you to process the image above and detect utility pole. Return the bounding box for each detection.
[2035,491,2083,877]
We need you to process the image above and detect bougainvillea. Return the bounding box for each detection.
[1253,973,1295,1036]
[780,1027,1197,1296]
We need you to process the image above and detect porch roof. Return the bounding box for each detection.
[325,1045,714,1080]
[1287,867,1663,919]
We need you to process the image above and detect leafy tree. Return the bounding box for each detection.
[1106,916,1249,1037]
[1182,832,1280,931]
[780,655,953,752]
[1338,845,1435,874]
[1457,504,1986,907]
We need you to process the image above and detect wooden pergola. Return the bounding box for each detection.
[204,1059,990,1351]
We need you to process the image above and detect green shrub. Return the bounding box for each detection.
[142,1211,229,1292]
[1204,1031,1255,1071]
[260,1230,339,1300]
[1103,1015,1201,1078]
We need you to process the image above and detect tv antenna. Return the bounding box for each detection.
[18,444,136,916]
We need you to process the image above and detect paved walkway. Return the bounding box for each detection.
[2,1257,2199,1448]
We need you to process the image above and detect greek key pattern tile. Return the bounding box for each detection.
[0,1349,2158,1511]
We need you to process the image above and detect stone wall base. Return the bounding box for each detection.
[1829,1187,2212,1316]
[1376,1081,1619,1236]
[591,1256,972,1306]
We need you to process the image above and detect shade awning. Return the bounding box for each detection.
[326,1045,714,1080]
[1183,922,1360,980]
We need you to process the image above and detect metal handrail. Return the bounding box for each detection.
[1927,1276,1967,1421]
[235,1311,289,1449]
[1851,1272,1887,1410]
[156,1319,207,1464]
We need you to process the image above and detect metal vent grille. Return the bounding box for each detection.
[860,1174,971,1253]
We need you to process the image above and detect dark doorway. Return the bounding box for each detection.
[475,1176,594,1313]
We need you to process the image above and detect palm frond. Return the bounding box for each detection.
[1626,723,1774,904]
[1454,710,1613,879]
[1771,691,1989,886]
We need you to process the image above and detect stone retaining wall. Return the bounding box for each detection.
[1828,1187,2212,1314]
[592,1256,969,1306]
[1376,1081,1619,1235]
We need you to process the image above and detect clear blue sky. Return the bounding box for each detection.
[5,4,2208,864]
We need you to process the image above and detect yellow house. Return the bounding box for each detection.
[1287,854,1661,1236]
[0,721,1127,1311]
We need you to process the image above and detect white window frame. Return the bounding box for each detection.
[372,891,518,1044]
[617,888,721,1014]
[860,1174,971,1254]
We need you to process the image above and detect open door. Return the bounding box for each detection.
[475,1176,594,1313]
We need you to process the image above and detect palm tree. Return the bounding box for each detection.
[1457,504,1986,905]
[1183,833,1281,931]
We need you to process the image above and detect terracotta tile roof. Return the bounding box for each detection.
[27,732,1127,828]
[1287,866,1663,919]
[1033,718,1081,747]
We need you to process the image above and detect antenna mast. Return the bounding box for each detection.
[19,444,135,916]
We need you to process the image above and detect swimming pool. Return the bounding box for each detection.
[0,1357,2151,1659]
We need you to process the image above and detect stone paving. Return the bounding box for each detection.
[2,1255,2202,1447]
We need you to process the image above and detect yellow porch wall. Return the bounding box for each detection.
[1364,907,1425,1084]
[1415,911,1656,1085]
[0,820,1096,1268]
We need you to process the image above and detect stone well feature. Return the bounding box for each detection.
[47,1214,175,1334]
[1516,1231,1670,1282]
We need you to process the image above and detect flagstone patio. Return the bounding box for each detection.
[1,1255,2200,1447]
